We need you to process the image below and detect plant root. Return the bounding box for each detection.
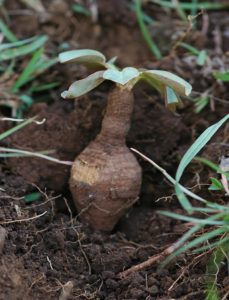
[118,243,177,278]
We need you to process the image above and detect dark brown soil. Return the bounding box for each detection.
[0,1,228,299]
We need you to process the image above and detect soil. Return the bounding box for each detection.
[0,0,229,299]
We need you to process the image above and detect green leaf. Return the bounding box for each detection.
[72,4,91,16]
[11,48,44,92]
[213,71,229,82]
[0,19,18,42]
[164,86,181,110]
[193,236,229,253]
[197,50,207,66]
[195,157,228,176]
[159,223,203,270]
[30,82,60,93]
[61,71,105,98]
[149,0,229,10]
[141,70,192,97]
[194,96,209,113]
[159,210,225,225]
[19,94,34,106]
[178,42,200,56]
[206,245,229,300]
[0,37,36,51]
[24,192,42,203]
[103,67,140,85]
[175,184,193,212]
[209,177,224,191]
[0,35,48,61]
[175,114,229,211]
[161,227,226,268]
[33,57,58,75]
[135,0,162,60]
[59,49,106,68]
[0,152,42,157]
[176,114,229,183]
[184,227,226,252]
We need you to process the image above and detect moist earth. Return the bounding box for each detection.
[0,0,228,299]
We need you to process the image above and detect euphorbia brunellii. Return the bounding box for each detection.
[59,49,192,231]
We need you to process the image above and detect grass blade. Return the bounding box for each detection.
[0,117,37,141]
[206,245,228,300]
[195,157,229,176]
[159,223,203,269]
[175,183,193,211]
[161,227,226,268]
[24,192,42,203]
[0,147,73,165]
[0,37,35,51]
[173,0,187,22]
[175,115,229,210]
[197,50,207,66]
[214,71,229,82]
[29,82,60,93]
[191,0,198,15]
[178,42,200,55]
[176,114,229,182]
[131,148,207,204]
[135,0,162,60]
[150,0,229,10]
[11,48,44,92]
[0,19,18,42]
[72,4,91,16]
[0,35,48,61]
[193,236,229,253]
[159,210,226,225]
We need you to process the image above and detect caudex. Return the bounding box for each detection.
[59,49,192,231]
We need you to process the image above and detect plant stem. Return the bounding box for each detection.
[97,86,134,145]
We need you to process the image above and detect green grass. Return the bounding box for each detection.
[72,3,91,16]
[214,71,229,82]
[135,0,162,60]
[0,20,59,117]
[132,114,229,300]
[149,0,229,10]
[178,42,208,66]
[164,115,229,299]
[0,19,18,42]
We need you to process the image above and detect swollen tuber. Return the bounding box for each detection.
[70,87,141,230]
[59,49,192,231]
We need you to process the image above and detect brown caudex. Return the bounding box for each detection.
[59,49,192,231]
[70,87,141,231]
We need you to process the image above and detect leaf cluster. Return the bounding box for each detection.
[59,49,192,110]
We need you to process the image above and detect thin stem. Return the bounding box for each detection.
[97,86,134,145]
[0,147,73,165]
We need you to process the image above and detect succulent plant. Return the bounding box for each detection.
[59,49,192,231]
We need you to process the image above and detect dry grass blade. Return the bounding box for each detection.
[0,211,47,225]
